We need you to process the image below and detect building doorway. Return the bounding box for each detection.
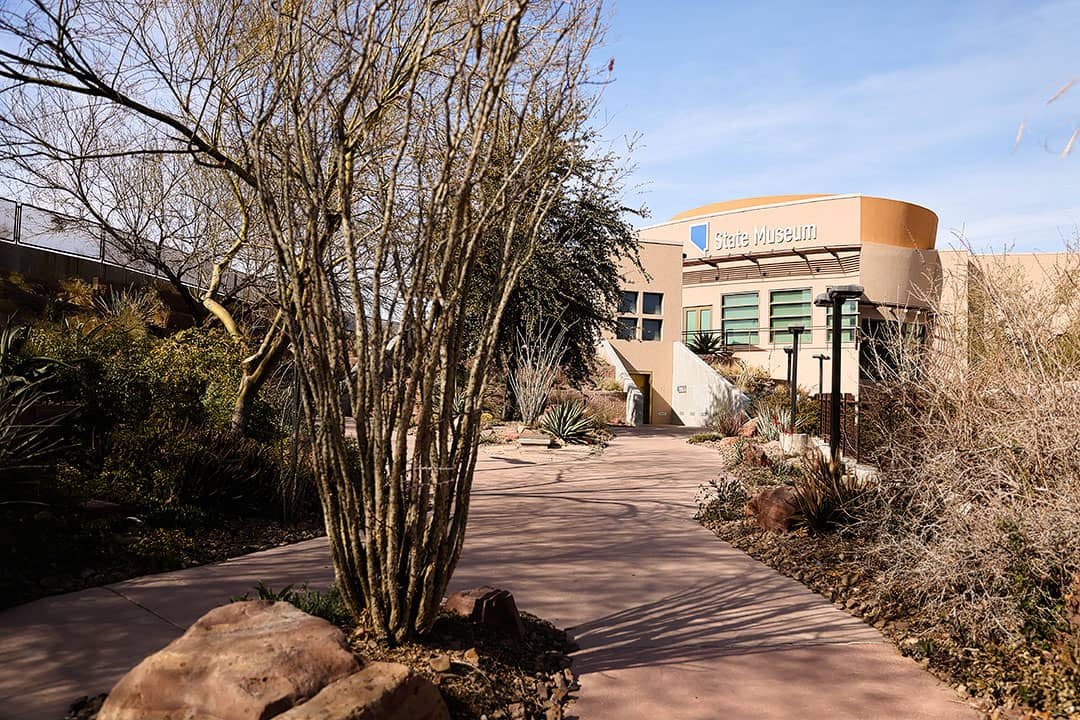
[629,372,652,424]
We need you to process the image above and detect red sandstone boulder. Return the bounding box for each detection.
[738,418,758,438]
[97,601,361,720]
[445,586,525,641]
[745,485,799,532]
[275,662,448,720]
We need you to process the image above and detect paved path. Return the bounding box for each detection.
[0,427,978,719]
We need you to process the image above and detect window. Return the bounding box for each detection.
[722,292,759,345]
[642,292,663,315]
[641,318,662,341]
[826,298,859,343]
[769,288,811,344]
[616,317,637,340]
[689,223,708,252]
[619,290,638,314]
[684,305,712,341]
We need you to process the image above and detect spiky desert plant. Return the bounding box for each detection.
[510,319,570,426]
[793,450,865,534]
[538,400,593,444]
[708,391,748,437]
[753,399,798,442]
[687,331,725,355]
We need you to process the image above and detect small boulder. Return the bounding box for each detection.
[97,601,361,720]
[738,418,758,437]
[445,586,525,641]
[276,662,448,720]
[745,486,799,532]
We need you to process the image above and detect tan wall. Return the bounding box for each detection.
[859,243,942,309]
[606,238,683,423]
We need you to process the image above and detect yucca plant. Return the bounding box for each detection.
[0,378,62,473]
[687,331,725,355]
[792,450,866,534]
[538,400,593,444]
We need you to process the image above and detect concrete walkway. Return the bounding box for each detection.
[0,427,978,720]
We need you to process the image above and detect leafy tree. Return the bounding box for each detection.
[463,137,643,411]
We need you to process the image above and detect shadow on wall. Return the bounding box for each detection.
[671,342,747,428]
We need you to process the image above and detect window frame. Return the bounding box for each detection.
[722,291,760,346]
[641,318,663,342]
[618,290,638,315]
[769,288,812,344]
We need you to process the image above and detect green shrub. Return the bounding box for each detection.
[792,450,866,534]
[232,582,351,627]
[695,475,749,525]
[94,423,283,515]
[538,400,593,444]
[688,431,723,444]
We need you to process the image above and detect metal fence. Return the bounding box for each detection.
[0,196,241,294]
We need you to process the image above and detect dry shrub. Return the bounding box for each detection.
[865,247,1080,645]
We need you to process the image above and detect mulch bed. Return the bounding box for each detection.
[351,611,579,720]
[1,502,323,609]
[703,516,1080,719]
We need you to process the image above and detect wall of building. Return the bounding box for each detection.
[670,342,747,427]
[643,194,939,399]
[606,237,683,423]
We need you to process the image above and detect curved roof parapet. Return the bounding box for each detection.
[669,195,834,220]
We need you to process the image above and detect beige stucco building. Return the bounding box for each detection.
[606,194,943,424]
[604,193,1072,426]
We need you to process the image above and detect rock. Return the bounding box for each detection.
[1065,572,1080,629]
[275,662,448,720]
[760,440,785,465]
[738,418,758,437]
[97,601,360,720]
[79,499,124,515]
[463,647,480,665]
[508,702,526,720]
[744,486,799,532]
[445,586,525,641]
[430,654,451,673]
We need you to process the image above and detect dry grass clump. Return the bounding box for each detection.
[864,248,1080,646]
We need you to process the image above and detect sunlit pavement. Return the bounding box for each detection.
[0,427,977,719]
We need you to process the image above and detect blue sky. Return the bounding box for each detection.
[598,0,1080,251]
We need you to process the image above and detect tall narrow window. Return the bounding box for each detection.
[684,305,712,341]
[769,288,811,344]
[722,292,759,345]
[826,298,859,343]
[618,290,638,314]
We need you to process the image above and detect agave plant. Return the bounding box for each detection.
[687,331,725,355]
[0,378,62,473]
[538,400,593,444]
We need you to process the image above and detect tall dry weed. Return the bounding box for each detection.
[864,246,1080,644]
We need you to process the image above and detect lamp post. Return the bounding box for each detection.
[814,285,863,460]
[813,353,829,396]
[783,347,793,388]
[788,326,805,433]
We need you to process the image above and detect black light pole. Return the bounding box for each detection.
[783,347,793,387]
[813,353,829,396]
[814,285,863,460]
[789,326,805,433]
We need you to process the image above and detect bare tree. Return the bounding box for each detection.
[0,0,607,641]
[0,91,288,435]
